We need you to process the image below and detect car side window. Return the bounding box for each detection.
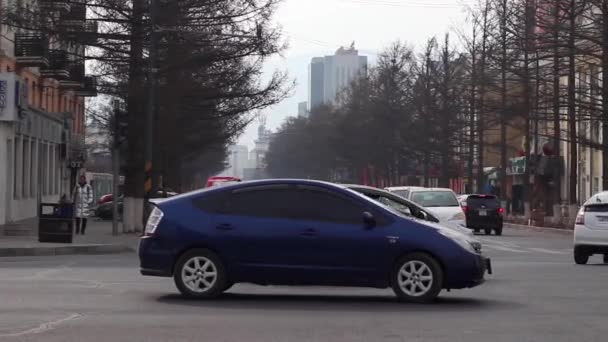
[223,189,293,218]
[292,188,364,224]
[192,192,225,213]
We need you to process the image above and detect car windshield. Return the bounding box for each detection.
[411,191,459,207]
[392,190,409,198]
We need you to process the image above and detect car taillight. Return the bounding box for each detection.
[145,207,164,236]
[462,206,469,213]
[575,208,585,225]
[498,208,505,215]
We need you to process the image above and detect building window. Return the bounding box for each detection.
[40,141,46,196]
[22,138,29,198]
[30,139,36,198]
[56,146,61,195]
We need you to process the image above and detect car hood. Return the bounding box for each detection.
[439,219,473,236]
[419,219,479,243]
[425,206,464,221]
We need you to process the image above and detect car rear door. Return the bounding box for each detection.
[210,185,308,281]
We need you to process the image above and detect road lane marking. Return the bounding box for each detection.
[527,248,569,255]
[0,313,83,338]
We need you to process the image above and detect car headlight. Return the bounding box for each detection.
[438,229,481,254]
[450,212,466,221]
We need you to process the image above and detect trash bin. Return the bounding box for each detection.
[38,203,74,243]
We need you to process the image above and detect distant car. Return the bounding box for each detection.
[393,188,466,227]
[346,185,473,237]
[385,186,426,200]
[140,179,491,303]
[98,194,114,205]
[95,190,178,220]
[574,192,608,265]
[206,177,242,188]
[460,194,504,236]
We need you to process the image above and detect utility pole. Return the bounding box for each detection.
[112,100,121,236]
[144,0,158,225]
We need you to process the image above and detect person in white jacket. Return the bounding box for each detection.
[72,175,94,235]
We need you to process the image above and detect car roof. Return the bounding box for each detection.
[409,188,455,193]
[385,186,425,191]
[155,179,350,204]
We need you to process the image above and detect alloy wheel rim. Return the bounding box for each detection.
[398,260,433,297]
[181,256,218,293]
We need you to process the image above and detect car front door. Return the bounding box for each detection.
[289,186,395,285]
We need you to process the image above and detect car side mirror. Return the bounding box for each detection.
[363,211,376,228]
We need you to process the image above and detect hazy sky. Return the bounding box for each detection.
[238,0,474,148]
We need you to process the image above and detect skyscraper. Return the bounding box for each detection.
[308,44,368,111]
[308,57,325,111]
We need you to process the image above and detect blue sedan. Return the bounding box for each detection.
[140,180,491,303]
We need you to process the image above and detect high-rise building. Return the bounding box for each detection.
[308,44,367,110]
[308,57,325,111]
[298,102,309,118]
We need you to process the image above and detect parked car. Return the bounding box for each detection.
[140,179,491,303]
[347,185,474,237]
[459,194,504,236]
[392,188,466,227]
[206,176,242,188]
[385,186,426,200]
[95,190,178,220]
[98,194,114,206]
[574,192,608,265]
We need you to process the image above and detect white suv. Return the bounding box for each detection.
[574,192,608,265]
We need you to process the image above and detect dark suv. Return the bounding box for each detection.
[461,195,504,236]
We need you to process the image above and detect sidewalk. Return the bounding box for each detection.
[505,222,574,236]
[0,219,140,257]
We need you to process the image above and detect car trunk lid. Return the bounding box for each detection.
[584,204,608,230]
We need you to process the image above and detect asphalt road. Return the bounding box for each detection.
[1,227,607,342]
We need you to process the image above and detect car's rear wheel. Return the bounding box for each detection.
[574,247,589,265]
[495,225,503,236]
[174,249,227,299]
[391,253,443,303]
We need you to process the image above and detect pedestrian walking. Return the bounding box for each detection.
[73,175,93,235]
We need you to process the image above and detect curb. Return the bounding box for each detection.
[505,223,573,236]
[0,244,135,257]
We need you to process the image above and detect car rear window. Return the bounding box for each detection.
[467,196,500,209]
[411,191,459,207]
[392,190,409,198]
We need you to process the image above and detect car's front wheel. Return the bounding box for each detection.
[574,247,589,265]
[391,253,443,303]
[174,249,227,299]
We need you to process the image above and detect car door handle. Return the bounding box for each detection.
[300,228,319,237]
[216,223,234,231]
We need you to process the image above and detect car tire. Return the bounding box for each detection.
[473,229,480,234]
[484,228,492,236]
[495,225,503,236]
[603,254,608,264]
[574,247,589,265]
[174,249,228,299]
[391,253,443,304]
